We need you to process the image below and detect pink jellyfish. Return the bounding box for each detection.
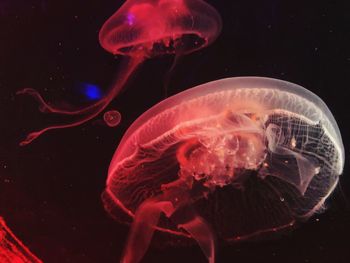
[17,0,222,146]
[103,77,344,263]
[0,217,42,263]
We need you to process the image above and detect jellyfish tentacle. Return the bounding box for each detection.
[162,53,183,98]
[16,88,102,115]
[18,56,144,146]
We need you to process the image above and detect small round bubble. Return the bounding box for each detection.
[104,110,122,127]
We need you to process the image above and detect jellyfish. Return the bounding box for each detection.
[0,217,42,263]
[17,0,222,146]
[103,77,344,263]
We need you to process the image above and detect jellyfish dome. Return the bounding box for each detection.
[103,77,344,263]
[99,0,222,56]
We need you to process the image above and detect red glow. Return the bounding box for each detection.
[0,217,42,263]
[17,0,221,146]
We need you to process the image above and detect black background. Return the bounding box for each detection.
[0,0,349,262]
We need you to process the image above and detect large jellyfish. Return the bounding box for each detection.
[103,77,344,263]
[17,0,222,146]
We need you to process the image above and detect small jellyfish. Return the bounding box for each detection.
[99,0,222,56]
[103,77,344,263]
[104,110,122,127]
[17,0,222,145]
[0,217,42,263]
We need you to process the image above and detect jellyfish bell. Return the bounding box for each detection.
[103,77,344,263]
[99,0,222,57]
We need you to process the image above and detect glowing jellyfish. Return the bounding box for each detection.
[0,217,42,263]
[104,110,122,127]
[17,0,222,146]
[103,77,344,263]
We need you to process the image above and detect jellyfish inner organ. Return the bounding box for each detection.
[176,111,266,189]
[163,106,327,203]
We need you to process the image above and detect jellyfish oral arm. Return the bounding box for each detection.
[121,200,174,263]
[176,123,266,188]
[121,179,216,263]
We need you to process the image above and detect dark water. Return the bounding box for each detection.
[0,0,349,262]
